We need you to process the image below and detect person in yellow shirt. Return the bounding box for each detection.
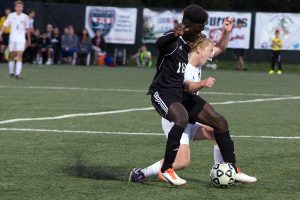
[269,30,283,74]
[0,8,11,61]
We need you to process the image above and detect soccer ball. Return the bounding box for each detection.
[210,163,236,188]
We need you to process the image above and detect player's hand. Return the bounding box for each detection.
[223,17,235,33]
[204,77,216,88]
[174,23,189,37]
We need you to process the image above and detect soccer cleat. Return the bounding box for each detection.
[158,171,167,182]
[129,168,145,183]
[161,168,187,186]
[235,168,257,183]
[15,75,22,80]
[46,59,52,65]
[8,73,14,78]
[277,70,282,75]
[268,70,275,74]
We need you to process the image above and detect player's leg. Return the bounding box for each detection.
[195,103,257,183]
[15,51,24,79]
[192,124,224,164]
[269,51,276,74]
[277,51,282,74]
[159,102,189,185]
[8,51,16,77]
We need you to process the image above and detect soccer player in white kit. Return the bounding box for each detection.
[0,1,31,79]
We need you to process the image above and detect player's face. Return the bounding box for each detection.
[198,43,214,65]
[183,23,204,42]
[15,3,24,14]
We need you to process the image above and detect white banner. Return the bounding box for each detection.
[85,6,137,44]
[204,12,252,49]
[142,8,182,43]
[254,12,300,50]
[142,9,252,49]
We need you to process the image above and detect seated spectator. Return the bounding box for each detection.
[46,23,54,38]
[61,25,78,65]
[23,28,40,63]
[77,28,91,65]
[37,32,52,65]
[50,27,61,64]
[132,45,153,67]
[92,30,106,53]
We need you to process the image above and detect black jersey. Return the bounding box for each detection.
[148,31,190,96]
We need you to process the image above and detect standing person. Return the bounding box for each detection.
[230,20,247,71]
[269,30,283,75]
[132,5,210,186]
[0,1,31,79]
[0,8,11,62]
[27,9,35,33]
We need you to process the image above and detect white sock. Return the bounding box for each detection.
[9,61,15,74]
[16,61,22,76]
[141,161,161,177]
[214,144,224,164]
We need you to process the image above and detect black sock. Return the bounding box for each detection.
[214,131,237,171]
[161,124,185,172]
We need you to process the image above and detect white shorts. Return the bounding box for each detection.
[161,118,201,145]
[9,40,26,52]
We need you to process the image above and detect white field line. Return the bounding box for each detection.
[0,127,299,140]
[0,85,292,97]
[0,96,299,125]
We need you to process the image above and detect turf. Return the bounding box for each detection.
[0,64,299,200]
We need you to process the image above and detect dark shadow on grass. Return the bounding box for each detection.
[63,154,129,181]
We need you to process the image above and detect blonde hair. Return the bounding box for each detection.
[189,33,213,51]
[15,1,24,6]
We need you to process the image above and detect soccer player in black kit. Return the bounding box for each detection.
[130,5,256,185]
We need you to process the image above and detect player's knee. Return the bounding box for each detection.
[215,116,228,131]
[174,115,189,128]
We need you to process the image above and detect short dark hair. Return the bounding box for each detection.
[182,4,208,25]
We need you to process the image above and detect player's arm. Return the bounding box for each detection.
[0,14,11,41]
[156,23,189,55]
[213,17,235,57]
[184,77,215,93]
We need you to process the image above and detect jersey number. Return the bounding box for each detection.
[177,62,186,74]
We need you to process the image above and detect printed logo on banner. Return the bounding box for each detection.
[293,43,299,49]
[88,9,115,36]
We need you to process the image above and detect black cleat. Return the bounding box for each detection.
[129,168,145,183]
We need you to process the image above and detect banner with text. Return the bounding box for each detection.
[142,9,252,49]
[85,6,137,44]
[254,12,300,50]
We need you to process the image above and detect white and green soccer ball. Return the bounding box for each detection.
[210,163,236,188]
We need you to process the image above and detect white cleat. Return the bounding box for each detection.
[235,168,257,183]
[161,168,187,186]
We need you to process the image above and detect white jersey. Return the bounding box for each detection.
[184,63,202,95]
[4,12,29,43]
[231,27,247,49]
[28,17,34,29]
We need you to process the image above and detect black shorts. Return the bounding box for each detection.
[2,33,9,46]
[150,91,182,119]
[150,91,206,123]
[182,92,207,123]
[234,48,245,57]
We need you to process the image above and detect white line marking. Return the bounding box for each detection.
[0,128,299,140]
[0,107,154,125]
[0,85,292,97]
[0,96,299,125]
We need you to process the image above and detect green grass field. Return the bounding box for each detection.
[0,64,299,200]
